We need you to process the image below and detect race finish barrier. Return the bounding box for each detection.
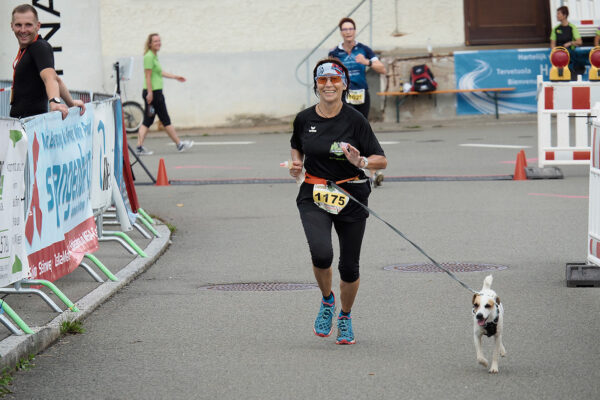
[0,97,154,335]
[567,103,600,287]
[536,75,598,168]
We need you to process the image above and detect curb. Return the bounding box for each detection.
[0,224,171,370]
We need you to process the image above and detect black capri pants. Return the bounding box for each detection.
[142,89,171,128]
[298,203,366,283]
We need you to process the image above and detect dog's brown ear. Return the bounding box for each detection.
[472,294,479,304]
[496,296,501,305]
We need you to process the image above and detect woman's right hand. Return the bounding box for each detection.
[146,92,153,104]
[289,160,303,178]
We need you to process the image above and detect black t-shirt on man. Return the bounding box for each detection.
[291,103,385,220]
[10,38,54,118]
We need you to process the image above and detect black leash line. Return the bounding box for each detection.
[330,181,480,294]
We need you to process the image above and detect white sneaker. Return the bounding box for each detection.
[177,140,193,152]
[136,146,154,156]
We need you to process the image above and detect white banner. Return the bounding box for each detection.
[0,118,28,286]
[91,100,117,212]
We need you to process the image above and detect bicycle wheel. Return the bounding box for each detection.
[122,101,144,133]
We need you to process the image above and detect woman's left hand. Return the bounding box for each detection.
[342,143,362,167]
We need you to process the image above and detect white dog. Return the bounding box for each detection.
[472,275,506,373]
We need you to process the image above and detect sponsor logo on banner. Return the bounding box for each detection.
[24,109,99,282]
[454,48,592,115]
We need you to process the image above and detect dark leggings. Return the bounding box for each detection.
[142,89,171,127]
[299,203,366,283]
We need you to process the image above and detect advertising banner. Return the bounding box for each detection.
[23,109,99,282]
[454,48,592,115]
[91,99,117,212]
[0,119,28,286]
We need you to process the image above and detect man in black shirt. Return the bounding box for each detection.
[10,4,85,119]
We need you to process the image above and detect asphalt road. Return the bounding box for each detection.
[5,119,599,399]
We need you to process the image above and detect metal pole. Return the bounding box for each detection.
[306,59,311,107]
[369,0,373,48]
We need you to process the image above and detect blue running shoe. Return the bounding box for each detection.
[313,292,335,337]
[336,314,355,345]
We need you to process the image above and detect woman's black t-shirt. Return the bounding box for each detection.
[291,104,385,220]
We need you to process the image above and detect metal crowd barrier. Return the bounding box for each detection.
[0,80,111,117]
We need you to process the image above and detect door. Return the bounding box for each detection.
[464,0,551,45]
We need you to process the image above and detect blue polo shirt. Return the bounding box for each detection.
[328,42,378,90]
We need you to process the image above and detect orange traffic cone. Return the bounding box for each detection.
[156,158,170,186]
[513,150,527,181]
[519,149,528,167]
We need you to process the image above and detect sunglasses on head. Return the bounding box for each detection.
[315,75,343,84]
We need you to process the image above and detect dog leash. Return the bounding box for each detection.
[329,181,480,294]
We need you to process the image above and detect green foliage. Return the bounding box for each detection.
[60,319,85,335]
[0,368,12,396]
[166,223,177,233]
[14,355,34,372]
[0,355,35,397]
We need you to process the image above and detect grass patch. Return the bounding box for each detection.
[60,319,85,335]
[166,222,176,233]
[406,125,421,129]
[0,355,36,396]
[14,355,35,372]
[0,368,12,396]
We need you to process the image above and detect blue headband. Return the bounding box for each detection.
[316,62,347,85]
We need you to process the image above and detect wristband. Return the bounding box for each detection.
[361,156,368,168]
[368,59,372,67]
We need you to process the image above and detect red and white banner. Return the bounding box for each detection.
[23,109,99,282]
[537,76,594,167]
[589,108,600,267]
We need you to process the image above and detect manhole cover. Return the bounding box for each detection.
[384,262,508,273]
[198,282,319,291]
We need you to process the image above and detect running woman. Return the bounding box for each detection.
[289,58,387,345]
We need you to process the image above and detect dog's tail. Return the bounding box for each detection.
[483,274,493,289]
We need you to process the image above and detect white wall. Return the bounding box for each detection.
[1,0,465,127]
[0,0,104,93]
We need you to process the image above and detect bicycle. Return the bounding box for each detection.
[122,100,144,134]
[113,58,144,134]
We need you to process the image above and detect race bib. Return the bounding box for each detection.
[346,89,365,105]
[313,184,349,214]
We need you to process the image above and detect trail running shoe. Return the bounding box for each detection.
[177,140,193,152]
[313,293,335,337]
[336,314,355,345]
[136,146,154,156]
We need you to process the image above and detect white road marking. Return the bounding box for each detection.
[170,141,255,146]
[379,141,400,145]
[460,144,531,149]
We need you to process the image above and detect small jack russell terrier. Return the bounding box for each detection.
[472,275,506,373]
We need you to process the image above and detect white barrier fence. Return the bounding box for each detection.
[0,119,28,287]
[536,75,597,168]
[589,104,600,267]
[0,97,132,286]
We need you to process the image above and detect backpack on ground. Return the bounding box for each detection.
[410,64,437,92]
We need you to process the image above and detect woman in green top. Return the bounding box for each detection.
[550,6,584,79]
[136,33,192,155]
